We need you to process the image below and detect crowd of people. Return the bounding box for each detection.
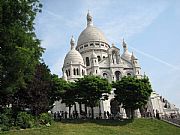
[52,109,177,121]
[141,109,161,119]
[52,110,124,120]
[53,110,83,121]
[53,111,67,121]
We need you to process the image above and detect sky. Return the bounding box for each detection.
[35,0,180,108]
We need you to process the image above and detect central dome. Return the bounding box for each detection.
[77,26,108,47]
[77,12,109,47]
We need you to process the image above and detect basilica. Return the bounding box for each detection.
[52,12,179,119]
[62,12,141,82]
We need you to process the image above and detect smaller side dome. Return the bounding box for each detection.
[63,37,84,67]
[121,51,132,61]
[121,39,132,61]
[131,52,137,60]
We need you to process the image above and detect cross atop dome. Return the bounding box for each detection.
[87,10,93,26]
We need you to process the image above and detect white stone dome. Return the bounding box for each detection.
[121,39,132,61]
[121,51,132,61]
[77,25,108,46]
[63,48,84,67]
[77,12,108,47]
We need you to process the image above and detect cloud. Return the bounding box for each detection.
[129,45,180,71]
[100,1,169,43]
[43,9,83,29]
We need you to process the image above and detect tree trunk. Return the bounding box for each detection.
[99,102,101,118]
[79,102,82,113]
[85,104,87,116]
[91,106,94,119]
[69,105,71,118]
[140,106,146,117]
[130,108,135,119]
[74,103,77,118]
[74,103,77,112]
[125,108,131,119]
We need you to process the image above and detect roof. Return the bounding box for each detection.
[63,48,84,67]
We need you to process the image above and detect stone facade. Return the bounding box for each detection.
[146,91,179,118]
[52,12,179,119]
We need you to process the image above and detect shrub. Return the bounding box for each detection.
[15,112,34,129]
[0,114,11,131]
[39,113,52,125]
[0,114,10,126]
[1,125,10,131]
[0,108,14,131]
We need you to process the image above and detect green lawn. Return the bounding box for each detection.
[1,119,180,135]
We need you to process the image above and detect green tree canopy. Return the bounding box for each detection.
[50,74,69,106]
[0,0,43,106]
[13,64,69,116]
[113,76,152,119]
[76,75,111,119]
[61,82,77,118]
[16,62,52,116]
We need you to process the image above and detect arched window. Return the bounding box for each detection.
[96,70,97,74]
[86,57,90,66]
[90,43,93,46]
[68,69,70,76]
[66,70,68,77]
[115,71,121,81]
[97,56,101,62]
[103,56,105,59]
[82,70,84,75]
[73,68,76,75]
[103,73,108,78]
[127,73,131,76]
[76,68,79,75]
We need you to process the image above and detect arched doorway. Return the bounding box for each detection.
[110,99,120,115]
[115,71,121,81]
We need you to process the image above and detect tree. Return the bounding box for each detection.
[61,82,77,118]
[15,63,52,116]
[113,76,152,119]
[76,75,111,119]
[13,64,69,117]
[49,74,69,108]
[0,0,43,107]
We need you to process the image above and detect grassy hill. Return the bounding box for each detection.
[1,119,180,135]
